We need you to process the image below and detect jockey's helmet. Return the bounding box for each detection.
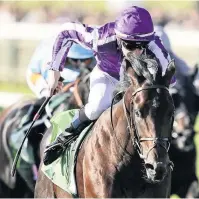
[67,43,94,67]
[115,6,154,56]
[115,6,154,42]
[68,43,94,59]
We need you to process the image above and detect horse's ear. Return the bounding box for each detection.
[164,59,176,86]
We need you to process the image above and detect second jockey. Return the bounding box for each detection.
[26,37,95,98]
[20,37,95,129]
[43,6,176,165]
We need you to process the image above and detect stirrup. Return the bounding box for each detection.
[63,134,79,147]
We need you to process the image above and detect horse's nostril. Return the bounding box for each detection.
[156,165,166,173]
[178,132,183,137]
[145,163,154,170]
[155,164,167,180]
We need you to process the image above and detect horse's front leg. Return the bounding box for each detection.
[34,165,54,198]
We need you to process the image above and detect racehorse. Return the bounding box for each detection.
[0,98,42,197]
[169,88,199,198]
[35,53,175,198]
[174,64,199,125]
[0,67,91,198]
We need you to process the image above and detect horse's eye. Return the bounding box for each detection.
[135,109,142,118]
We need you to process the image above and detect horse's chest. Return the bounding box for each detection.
[111,166,145,197]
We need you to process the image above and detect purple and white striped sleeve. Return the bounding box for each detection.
[49,22,99,71]
[148,35,176,87]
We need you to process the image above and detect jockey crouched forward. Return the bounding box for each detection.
[24,39,95,128]
[43,6,176,165]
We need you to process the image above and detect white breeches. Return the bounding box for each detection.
[84,66,119,120]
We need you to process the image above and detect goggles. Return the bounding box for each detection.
[68,58,91,65]
[121,40,149,51]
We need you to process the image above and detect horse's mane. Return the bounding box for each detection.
[114,49,163,96]
[132,49,162,82]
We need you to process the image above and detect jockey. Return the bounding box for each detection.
[20,39,95,129]
[43,6,176,165]
[26,38,95,98]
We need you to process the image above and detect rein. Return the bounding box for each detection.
[73,73,90,108]
[73,78,83,107]
[62,81,76,93]
[61,73,90,108]
[111,84,172,160]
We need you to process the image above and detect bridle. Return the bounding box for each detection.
[73,78,83,107]
[111,84,174,161]
[61,71,90,108]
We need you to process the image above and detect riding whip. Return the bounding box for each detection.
[11,76,64,176]
[11,96,51,177]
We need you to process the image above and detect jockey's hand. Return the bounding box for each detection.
[39,81,63,97]
[46,70,61,97]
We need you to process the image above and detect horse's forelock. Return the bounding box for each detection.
[126,50,162,84]
[138,50,162,83]
[115,51,163,98]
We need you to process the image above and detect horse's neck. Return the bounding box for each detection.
[88,101,138,169]
[81,101,144,197]
[79,101,145,197]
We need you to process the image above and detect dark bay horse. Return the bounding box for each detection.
[0,98,40,197]
[169,88,199,198]
[35,54,175,198]
[168,64,199,198]
[173,64,199,125]
[0,67,91,197]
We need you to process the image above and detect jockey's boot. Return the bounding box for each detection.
[43,108,92,165]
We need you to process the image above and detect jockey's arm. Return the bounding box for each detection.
[26,69,48,98]
[48,22,98,72]
[46,22,99,96]
[26,37,52,97]
[148,34,176,87]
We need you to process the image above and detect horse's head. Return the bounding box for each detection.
[174,65,199,124]
[122,52,175,183]
[170,89,195,152]
[172,110,195,152]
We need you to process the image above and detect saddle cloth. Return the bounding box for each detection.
[41,109,93,197]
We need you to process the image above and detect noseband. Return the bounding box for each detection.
[112,85,172,160]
